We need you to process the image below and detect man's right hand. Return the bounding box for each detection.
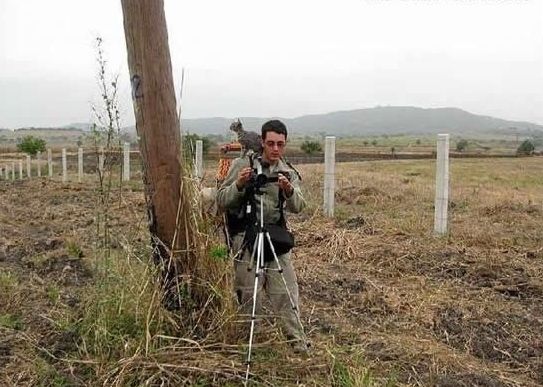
[236,167,253,190]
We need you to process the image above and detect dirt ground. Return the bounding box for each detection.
[1,157,542,386]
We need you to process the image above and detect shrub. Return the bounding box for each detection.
[16,135,46,155]
[300,140,322,154]
[517,139,535,155]
[456,139,468,152]
[184,133,213,157]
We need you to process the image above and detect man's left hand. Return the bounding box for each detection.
[278,173,294,197]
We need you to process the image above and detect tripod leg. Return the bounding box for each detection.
[246,231,260,272]
[245,231,264,384]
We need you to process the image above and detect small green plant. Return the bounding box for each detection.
[300,140,323,155]
[17,135,46,155]
[0,271,18,291]
[329,348,375,387]
[66,240,84,258]
[371,139,378,146]
[36,357,70,387]
[253,347,280,362]
[517,139,535,155]
[209,244,228,261]
[47,285,61,305]
[22,254,51,269]
[331,359,373,387]
[0,313,24,330]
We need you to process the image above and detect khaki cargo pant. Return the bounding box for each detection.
[232,233,306,342]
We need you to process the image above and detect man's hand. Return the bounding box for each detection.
[278,173,294,197]
[236,167,253,190]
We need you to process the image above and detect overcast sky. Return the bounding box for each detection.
[1,0,542,128]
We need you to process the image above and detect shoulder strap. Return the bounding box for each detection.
[277,189,287,227]
[281,156,302,181]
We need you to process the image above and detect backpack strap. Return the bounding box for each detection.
[281,156,302,181]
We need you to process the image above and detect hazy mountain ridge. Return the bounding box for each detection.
[7,106,543,137]
[181,107,543,136]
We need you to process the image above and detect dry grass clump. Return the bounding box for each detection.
[73,170,246,384]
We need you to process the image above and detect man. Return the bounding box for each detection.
[216,119,308,353]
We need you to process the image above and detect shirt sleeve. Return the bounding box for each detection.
[284,168,306,214]
[216,158,249,210]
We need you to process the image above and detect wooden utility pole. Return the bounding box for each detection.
[121,0,186,302]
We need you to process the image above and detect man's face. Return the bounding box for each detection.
[262,131,287,163]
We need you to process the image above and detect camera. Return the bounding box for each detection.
[247,155,291,192]
[248,170,291,189]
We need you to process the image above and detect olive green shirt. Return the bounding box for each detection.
[216,157,305,225]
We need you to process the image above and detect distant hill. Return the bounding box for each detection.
[178,106,543,137]
[62,123,93,131]
[5,106,543,139]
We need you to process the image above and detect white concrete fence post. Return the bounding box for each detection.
[11,162,15,180]
[434,133,450,235]
[323,136,336,217]
[37,151,41,177]
[26,155,31,178]
[62,148,67,183]
[47,149,53,177]
[195,139,203,180]
[123,142,130,181]
[78,147,83,182]
[19,160,23,180]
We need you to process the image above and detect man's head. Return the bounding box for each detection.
[261,120,288,163]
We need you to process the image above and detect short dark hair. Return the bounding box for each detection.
[261,120,288,140]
